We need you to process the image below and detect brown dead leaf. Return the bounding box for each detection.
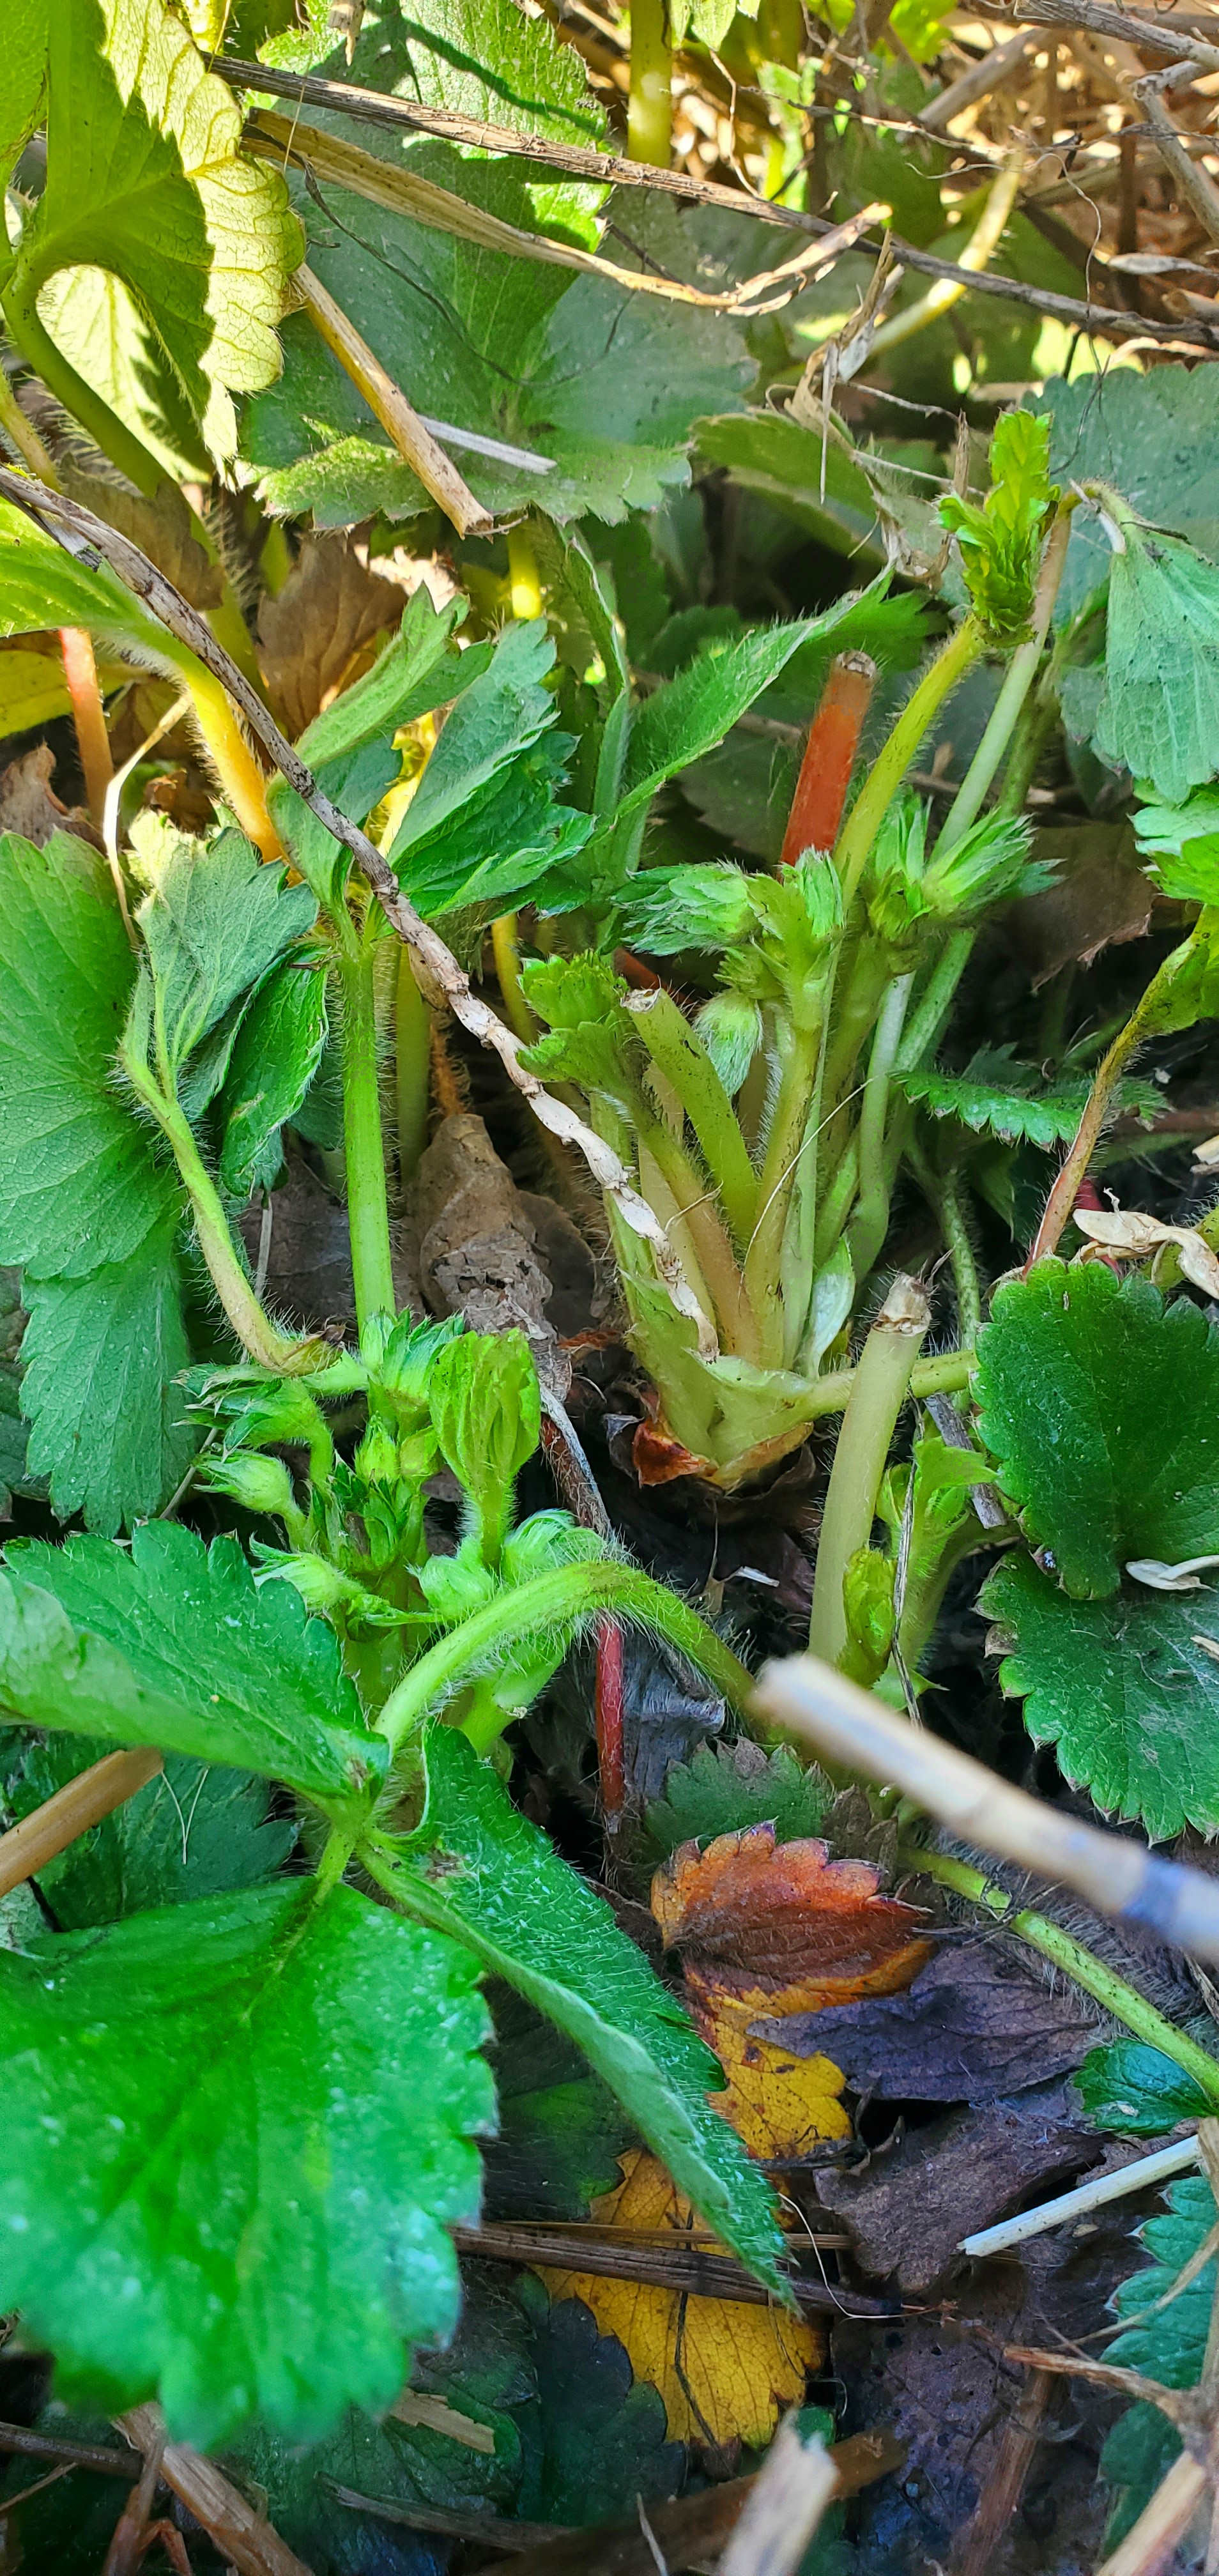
[539,2150,824,2447]
[59,468,223,611]
[1002,823,1156,989]
[257,534,405,739]
[0,744,98,849]
[651,1823,933,2010]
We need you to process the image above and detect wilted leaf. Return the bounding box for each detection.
[257,534,406,738]
[59,468,222,610]
[538,2149,822,2448]
[760,1942,1094,2104]
[652,1823,933,2009]
[1075,1206,1219,1298]
[1004,822,1156,988]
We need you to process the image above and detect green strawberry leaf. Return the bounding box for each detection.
[0,499,187,672]
[5,0,302,455]
[0,1523,383,1799]
[217,954,329,1201]
[4,1735,296,1928]
[482,1987,635,2222]
[513,2275,683,2529]
[18,1216,195,1535]
[1075,2039,1212,2137]
[295,583,482,769]
[388,620,560,863]
[0,833,180,1280]
[974,1262,1219,1598]
[940,410,1057,645]
[400,737,594,923]
[130,819,317,1096]
[617,620,820,828]
[1027,365,1219,623]
[981,1548,1219,1837]
[0,1881,491,2445]
[642,1741,832,1865]
[0,832,197,1531]
[1094,522,1219,804]
[241,4,746,526]
[389,1724,786,2292]
[1100,2174,1215,2548]
[898,1046,1162,1147]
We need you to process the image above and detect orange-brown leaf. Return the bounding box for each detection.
[651,1822,932,2008]
[539,2150,822,2448]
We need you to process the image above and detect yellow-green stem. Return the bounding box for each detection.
[628,0,674,164]
[186,668,282,861]
[833,617,984,912]
[808,1278,930,1666]
[339,942,396,1335]
[906,1847,1219,2104]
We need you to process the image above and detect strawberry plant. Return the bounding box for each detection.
[9,1,1219,2567]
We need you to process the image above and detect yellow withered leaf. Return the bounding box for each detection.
[539,2149,823,2448]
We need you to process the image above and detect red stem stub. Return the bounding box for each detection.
[594,1615,626,1824]
[780,652,877,868]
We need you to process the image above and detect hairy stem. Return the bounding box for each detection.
[895,929,976,1076]
[933,503,1076,854]
[844,971,914,1278]
[907,1847,1219,2105]
[1027,914,1216,1266]
[491,912,538,1043]
[627,0,673,164]
[395,946,431,1192]
[186,668,282,861]
[339,940,396,1334]
[59,627,114,825]
[0,365,59,481]
[808,1276,931,1666]
[627,985,758,1251]
[833,617,983,912]
[376,1560,755,1758]
[123,1054,325,1372]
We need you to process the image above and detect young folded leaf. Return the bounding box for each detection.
[0,1883,491,2446]
[940,411,1058,643]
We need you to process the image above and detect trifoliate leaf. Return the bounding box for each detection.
[1095,519,1219,803]
[393,1725,787,2290]
[1075,2039,1212,2137]
[982,1547,1219,1837]
[5,1735,296,1928]
[897,1046,1162,1147]
[975,1262,1219,1598]
[6,0,302,452]
[130,818,318,1094]
[940,410,1057,644]
[217,954,329,1201]
[643,1741,832,1866]
[1100,2174,1215,2547]
[0,1882,491,2444]
[0,1523,383,1798]
[18,1218,195,1535]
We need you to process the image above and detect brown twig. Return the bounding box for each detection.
[920,27,1040,130]
[451,2220,900,2316]
[101,2426,165,2576]
[979,0,1219,71]
[949,2368,1054,2576]
[1135,70,1219,250]
[0,2423,142,2481]
[295,263,493,537]
[0,467,717,1360]
[752,1652,1219,1963]
[208,56,1219,348]
[117,2407,310,2576]
[0,1745,163,1899]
